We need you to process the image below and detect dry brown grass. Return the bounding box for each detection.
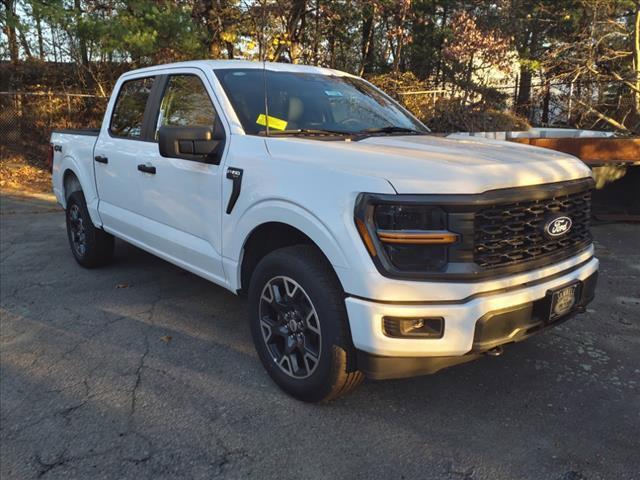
[0,148,52,195]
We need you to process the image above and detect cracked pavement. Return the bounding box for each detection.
[1,191,639,479]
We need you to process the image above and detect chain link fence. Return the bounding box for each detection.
[392,80,638,134]
[501,80,638,133]
[1,80,637,166]
[0,91,107,163]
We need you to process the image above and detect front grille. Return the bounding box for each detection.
[474,188,592,269]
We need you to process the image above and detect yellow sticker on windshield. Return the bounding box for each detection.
[256,114,288,131]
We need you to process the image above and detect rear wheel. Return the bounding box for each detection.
[248,245,364,402]
[65,191,114,268]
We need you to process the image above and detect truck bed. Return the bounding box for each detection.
[51,129,100,211]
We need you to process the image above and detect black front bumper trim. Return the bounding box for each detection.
[357,351,484,380]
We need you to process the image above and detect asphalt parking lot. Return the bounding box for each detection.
[1,191,639,480]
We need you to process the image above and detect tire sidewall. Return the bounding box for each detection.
[248,249,346,401]
[65,191,94,265]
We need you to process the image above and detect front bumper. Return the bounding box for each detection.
[345,255,598,379]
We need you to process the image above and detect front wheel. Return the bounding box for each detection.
[65,191,114,268]
[248,245,364,402]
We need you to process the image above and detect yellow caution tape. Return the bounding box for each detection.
[256,114,288,131]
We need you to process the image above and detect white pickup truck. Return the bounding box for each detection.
[50,60,598,402]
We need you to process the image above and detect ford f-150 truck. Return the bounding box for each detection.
[50,60,598,402]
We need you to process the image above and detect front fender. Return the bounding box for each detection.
[223,199,351,291]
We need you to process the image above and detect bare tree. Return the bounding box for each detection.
[2,0,19,62]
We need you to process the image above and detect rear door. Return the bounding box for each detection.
[94,74,159,240]
[134,69,228,285]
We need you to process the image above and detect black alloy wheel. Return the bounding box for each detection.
[259,275,322,379]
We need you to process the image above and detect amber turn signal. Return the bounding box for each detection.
[377,230,458,245]
[356,218,377,256]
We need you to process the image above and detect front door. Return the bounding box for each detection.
[135,70,227,285]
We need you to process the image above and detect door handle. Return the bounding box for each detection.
[225,167,243,214]
[137,164,156,174]
[94,155,108,164]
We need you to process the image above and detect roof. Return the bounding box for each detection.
[122,59,355,78]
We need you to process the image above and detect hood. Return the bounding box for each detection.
[265,134,592,194]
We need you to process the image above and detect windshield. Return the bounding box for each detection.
[214,68,427,136]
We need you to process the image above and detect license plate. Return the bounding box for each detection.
[548,282,581,321]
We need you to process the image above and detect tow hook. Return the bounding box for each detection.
[485,346,504,357]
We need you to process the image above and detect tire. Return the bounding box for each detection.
[248,245,364,402]
[65,190,114,268]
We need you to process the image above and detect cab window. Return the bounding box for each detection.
[110,77,155,139]
[155,75,216,139]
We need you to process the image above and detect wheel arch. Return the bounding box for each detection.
[226,202,347,291]
[238,220,346,294]
[56,155,103,226]
[63,168,82,201]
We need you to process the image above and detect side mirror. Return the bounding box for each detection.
[158,124,224,164]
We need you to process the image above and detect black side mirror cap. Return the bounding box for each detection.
[158,125,224,164]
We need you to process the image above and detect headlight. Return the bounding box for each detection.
[355,195,459,275]
[374,204,446,231]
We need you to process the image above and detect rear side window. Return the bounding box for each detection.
[155,75,216,138]
[110,77,155,138]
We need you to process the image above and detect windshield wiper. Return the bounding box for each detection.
[261,128,354,137]
[358,126,426,136]
[259,126,426,140]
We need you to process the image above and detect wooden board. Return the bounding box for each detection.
[509,137,640,164]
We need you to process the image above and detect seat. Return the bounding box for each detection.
[287,97,304,130]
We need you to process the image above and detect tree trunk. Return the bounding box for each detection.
[74,0,88,65]
[391,1,409,73]
[207,0,220,59]
[50,24,58,63]
[272,0,306,62]
[312,0,320,65]
[18,26,32,59]
[290,2,306,63]
[328,25,336,68]
[393,41,402,73]
[36,15,44,60]
[2,0,19,62]
[634,5,639,113]
[193,0,222,59]
[359,3,376,76]
[435,3,449,86]
[516,65,532,119]
[463,53,474,104]
[542,81,551,125]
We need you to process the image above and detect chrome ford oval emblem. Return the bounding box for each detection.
[545,215,572,237]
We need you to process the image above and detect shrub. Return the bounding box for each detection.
[425,99,530,133]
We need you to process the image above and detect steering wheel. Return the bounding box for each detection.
[339,118,362,128]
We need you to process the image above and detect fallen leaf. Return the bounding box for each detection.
[0,154,52,194]
[115,283,130,289]
[160,335,172,344]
